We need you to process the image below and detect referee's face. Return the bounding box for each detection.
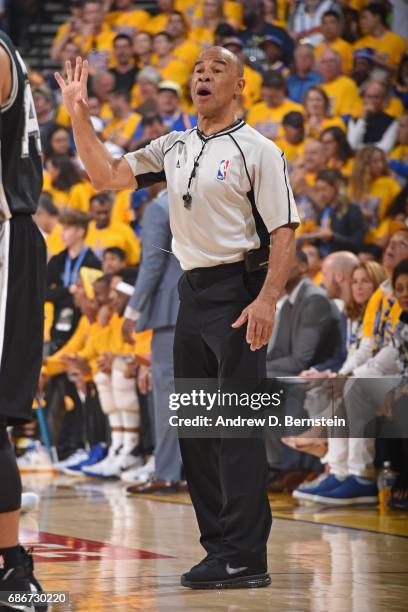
[191,47,244,115]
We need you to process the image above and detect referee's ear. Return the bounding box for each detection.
[234,77,245,100]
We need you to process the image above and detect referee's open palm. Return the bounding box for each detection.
[55,57,89,122]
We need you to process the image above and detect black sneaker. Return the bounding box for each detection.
[19,548,47,612]
[181,556,271,589]
[0,564,34,611]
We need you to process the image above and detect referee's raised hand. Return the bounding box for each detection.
[55,57,89,122]
[232,296,275,352]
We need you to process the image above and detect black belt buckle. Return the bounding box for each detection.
[244,246,270,273]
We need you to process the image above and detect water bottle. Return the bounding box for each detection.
[378,461,397,509]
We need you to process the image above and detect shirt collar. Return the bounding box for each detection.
[288,278,307,305]
[196,118,245,141]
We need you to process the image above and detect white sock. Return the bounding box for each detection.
[109,412,123,451]
[121,411,140,454]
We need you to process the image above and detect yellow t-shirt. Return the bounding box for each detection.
[69,181,97,214]
[354,32,407,69]
[102,112,142,146]
[105,9,150,34]
[390,144,408,164]
[152,57,190,86]
[315,38,353,74]
[112,190,134,226]
[45,223,65,257]
[247,99,304,139]
[86,221,140,265]
[362,286,401,350]
[81,25,117,70]
[327,156,354,178]
[190,1,243,28]
[274,138,305,164]
[188,27,214,47]
[173,39,201,72]
[305,115,346,139]
[44,316,92,377]
[242,64,262,110]
[145,13,168,35]
[44,301,54,343]
[355,176,401,243]
[321,76,361,117]
[313,271,323,286]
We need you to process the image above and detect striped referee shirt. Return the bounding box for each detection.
[124,118,299,271]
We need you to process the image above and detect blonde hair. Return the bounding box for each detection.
[346,261,387,320]
[349,146,389,202]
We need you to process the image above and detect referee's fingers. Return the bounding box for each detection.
[231,307,249,328]
[246,314,257,346]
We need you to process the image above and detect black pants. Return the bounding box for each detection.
[0,216,46,425]
[174,261,272,568]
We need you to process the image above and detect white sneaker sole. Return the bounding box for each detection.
[313,494,378,505]
[292,490,318,501]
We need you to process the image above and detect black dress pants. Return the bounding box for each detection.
[174,261,272,568]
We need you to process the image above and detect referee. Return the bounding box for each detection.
[56,47,299,590]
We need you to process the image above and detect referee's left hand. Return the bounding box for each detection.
[231,296,275,351]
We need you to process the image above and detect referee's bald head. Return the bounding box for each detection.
[191,46,245,115]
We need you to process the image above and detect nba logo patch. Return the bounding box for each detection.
[217,160,230,180]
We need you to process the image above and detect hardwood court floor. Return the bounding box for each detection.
[21,473,408,612]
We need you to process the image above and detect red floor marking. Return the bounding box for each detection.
[21,529,174,563]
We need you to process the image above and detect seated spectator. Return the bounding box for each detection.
[222,36,262,110]
[108,34,139,94]
[104,0,149,36]
[134,31,153,68]
[190,0,243,31]
[33,85,57,148]
[129,114,166,151]
[299,168,366,255]
[293,259,387,505]
[375,186,408,250]
[189,0,229,46]
[263,0,286,28]
[151,31,190,87]
[315,10,353,74]
[47,211,101,353]
[395,54,408,109]
[389,114,408,182]
[287,43,322,104]
[258,35,288,77]
[319,48,361,117]
[156,80,196,131]
[290,139,326,234]
[50,0,84,61]
[147,0,176,36]
[44,125,74,163]
[166,11,201,72]
[101,90,142,152]
[78,0,116,72]
[239,1,294,66]
[351,47,376,89]
[89,71,116,122]
[247,71,303,140]
[86,192,140,264]
[289,0,341,47]
[43,156,82,210]
[33,193,64,258]
[47,39,82,89]
[364,74,405,120]
[301,244,323,285]
[347,80,399,153]
[349,146,401,244]
[275,111,305,165]
[354,3,407,74]
[131,65,161,114]
[320,126,354,176]
[102,247,127,275]
[304,86,345,139]
[266,249,344,377]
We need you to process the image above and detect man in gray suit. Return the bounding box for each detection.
[266,249,346,490]
[122,187,183,493]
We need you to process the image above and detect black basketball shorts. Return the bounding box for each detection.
[0,215,46,424]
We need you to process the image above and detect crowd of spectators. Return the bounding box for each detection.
[3,0,408,509]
